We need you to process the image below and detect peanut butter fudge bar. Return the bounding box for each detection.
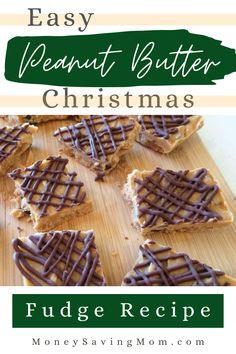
[54,115,140,180]
[12,230,106,286]
[2,115,69,125]
[136,115,203,153]
[0,123,37,176]
[122,240,236,286]
[9,156,92,231]
[124,167,233,236]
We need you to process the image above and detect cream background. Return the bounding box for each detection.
[199,116,236,196]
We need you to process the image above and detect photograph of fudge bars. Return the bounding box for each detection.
[0,114,236,286]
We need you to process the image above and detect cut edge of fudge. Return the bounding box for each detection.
[124,167,233,236]
[54,115,140,181]
[9,155,92,232]
[136,115,204,153]
[12,229,106,286]
[0,123,38,176]
[122,239,236,286]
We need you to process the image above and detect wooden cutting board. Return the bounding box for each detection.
[0,118,236,286]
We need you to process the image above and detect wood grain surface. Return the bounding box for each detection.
[0,118,236,286]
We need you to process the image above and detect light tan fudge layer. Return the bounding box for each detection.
[10,157,92,232]
[124,168,233,236]
[137,115,204,153]
[55,116,140,175]
[1,115,70,125]
[13,230,105,286]
[122,240,236,286]
[0,123,37,176]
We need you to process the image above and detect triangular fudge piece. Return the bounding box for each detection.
[0,123,37,176]
[124,167,233,235]
[54,115,140,180]
[122,240,236,286]
[9,156,92,231]
[13,230,106,286]
[136,115,203,153]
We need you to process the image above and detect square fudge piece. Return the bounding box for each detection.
[124,167,233,236]
[1,115,70,125]
[0,123,37,176]
[136,115,203,153]
[12,230,106,286]
[54,115,140,180]
[9,156,92,231]
[122,240,236,286]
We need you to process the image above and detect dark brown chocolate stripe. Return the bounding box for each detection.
[12,230,106,286]
[123,243,228,286]
[134,168,221,228]
[0,124,29,162]
[9,156,86,217]
[54,115,135,161]
[24,115,32,122]
[138,115,190,139]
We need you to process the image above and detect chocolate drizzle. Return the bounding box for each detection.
[94,170,105,182]
[0,124,29,162]
[134,168,221,228]
[123,242,229,286]
[138,115,190,139]
[23,115,32,122]
[13,230,106,286]
[9,156,86,217]
[54,115,135,161]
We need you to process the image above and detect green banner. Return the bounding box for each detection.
[4,30,236,87]
[12,294,223,328]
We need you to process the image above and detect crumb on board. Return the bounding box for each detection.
[111,251,118,256]
[125,236,129,240]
